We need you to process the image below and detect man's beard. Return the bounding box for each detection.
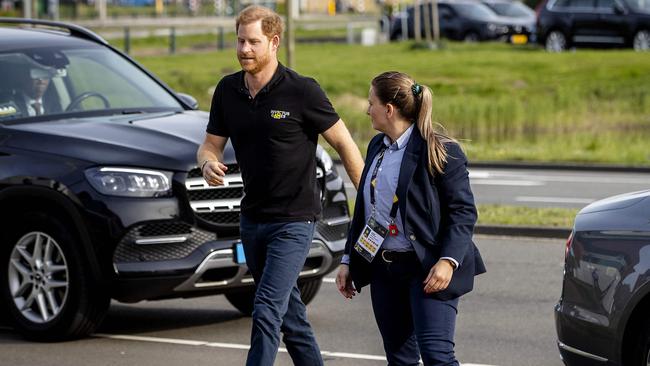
[238,51,271,75]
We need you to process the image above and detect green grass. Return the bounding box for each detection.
[476,204,578,228]
[131,41,650,165]
[347,200,577,228]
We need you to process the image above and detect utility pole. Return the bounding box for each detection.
[24,0,32,18]
[286,0,295,69]
[431,0,440,46]
[96,0,107,22]
[413,0,421,42]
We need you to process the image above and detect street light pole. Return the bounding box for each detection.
[286,0,296,69]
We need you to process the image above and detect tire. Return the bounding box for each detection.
[225,290,255,316]
[545,30,567,52]
[0,212,109,341]
[225,278,323,316]
[463,32,480,42]
[634,317,650,366]
[298,278,322,306]
[633,30,650,52]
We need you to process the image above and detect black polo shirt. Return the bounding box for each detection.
[206,63,339,222]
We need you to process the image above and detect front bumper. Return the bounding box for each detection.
[554,302,613,366]
[110,220,345,303]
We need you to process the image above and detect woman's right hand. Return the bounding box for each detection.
[336,264,356,299]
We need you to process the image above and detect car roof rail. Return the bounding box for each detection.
[0,18,108,45]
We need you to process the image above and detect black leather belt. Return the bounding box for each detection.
[379,250,416,263]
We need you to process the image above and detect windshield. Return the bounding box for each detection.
[452,3,499,20]
[488,2,535,17]
[625,0,650,12]
[0,46,183,122]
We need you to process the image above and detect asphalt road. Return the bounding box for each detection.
[336,164,650,209]
[0,236,566,366]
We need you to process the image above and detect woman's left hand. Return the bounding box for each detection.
[423,259,454,294]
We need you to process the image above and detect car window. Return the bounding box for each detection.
[625,0,650,12]
[551,0,595,8]
[439,5,454,18]
[488,2,535,17]
[596,0,615,9]
[0,46,182,122]
[564,0,595,8]
[451,2,499,20]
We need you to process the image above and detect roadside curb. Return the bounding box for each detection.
[475,225,571,239]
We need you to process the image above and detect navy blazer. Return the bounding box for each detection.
[345,126,486,300]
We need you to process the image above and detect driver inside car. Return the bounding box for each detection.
[17,67,62,117]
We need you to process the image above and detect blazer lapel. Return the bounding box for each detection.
[397,126,424,225]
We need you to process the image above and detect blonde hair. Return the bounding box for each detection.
[371,71,454,176]
[236,5,284,39]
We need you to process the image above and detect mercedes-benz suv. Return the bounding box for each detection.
[0,19,350,341]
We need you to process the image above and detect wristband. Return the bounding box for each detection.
[200,159,213,174]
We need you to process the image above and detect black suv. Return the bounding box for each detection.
[0,19,350,340]
[536,0,650,51]
[389,0,525,42]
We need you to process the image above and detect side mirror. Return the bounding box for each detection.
[177,93,199,110]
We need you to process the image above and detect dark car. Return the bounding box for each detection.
[555,189,650,365]
[481,0,537,43]
[389,0,521,42]
[0,19,351,340]
[537,0,650,51]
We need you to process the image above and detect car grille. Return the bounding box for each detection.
[185,165,348,241]
[114,222,216,263]
[186,165,244,228]
[317,221,349,241]
[196,212,241,225]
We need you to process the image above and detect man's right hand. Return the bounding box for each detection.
[336,264,356,299]
[202,160,228,186]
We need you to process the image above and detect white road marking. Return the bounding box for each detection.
[94,333,501,365]
[94,333,386,361]
[323,277,336,283]
[469,169,650,185]
[471,179,544,186]
[469,171,491,179]
[515,196,595,204]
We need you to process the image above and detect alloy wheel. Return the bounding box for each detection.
[633,30,650,51]
[546,31,567,52]
[7,231,69,324]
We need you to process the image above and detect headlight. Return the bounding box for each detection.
[487,23,509,34]
[85,167,173,197]
[316,146,334,176]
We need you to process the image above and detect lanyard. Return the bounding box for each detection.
[369,146,400,235]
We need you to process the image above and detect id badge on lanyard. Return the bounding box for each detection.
[354,216,388,263]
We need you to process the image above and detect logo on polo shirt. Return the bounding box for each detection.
[270,110,290,120]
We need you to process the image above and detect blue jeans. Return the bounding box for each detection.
[370,254,460,366]
[240,215,324,366]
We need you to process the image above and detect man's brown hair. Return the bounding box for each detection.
[236,5,284,39]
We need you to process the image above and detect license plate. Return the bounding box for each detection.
[233,242,246,264]
[511,34,528,44]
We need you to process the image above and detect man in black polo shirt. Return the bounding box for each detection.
[196,5,363,366]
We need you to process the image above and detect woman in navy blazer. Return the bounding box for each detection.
[336,72,485,366]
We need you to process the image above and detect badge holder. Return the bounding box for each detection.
[354,216,388,263]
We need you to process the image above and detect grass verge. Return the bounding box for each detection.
[347,200,577,228]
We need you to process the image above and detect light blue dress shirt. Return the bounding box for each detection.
[341,125,458,269]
